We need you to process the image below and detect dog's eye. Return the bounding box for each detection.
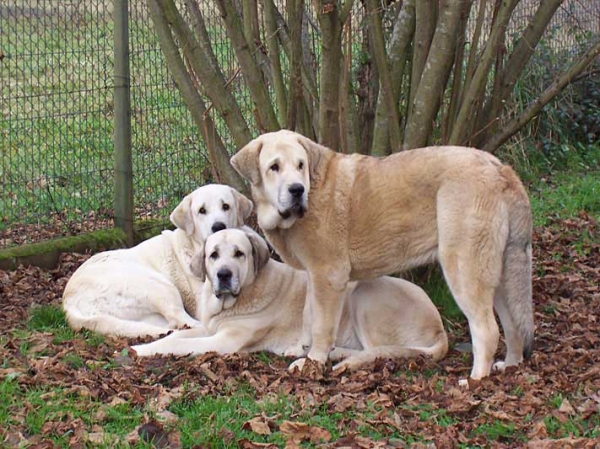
[222,203,230,211]
[234,250,244,258]
[270,163,279,172]
[209,251,218,260]
[199,207,206,215]
[298,161,304,170]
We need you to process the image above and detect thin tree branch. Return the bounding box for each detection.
[215,0,280,132]
[264,0,288,125]
[403,0,470,150]
[483,38,600,153]
[159,0,252,149]
[147,0,246,193]
[450,0,519,145]
[371,0,415,155]
[366,0,402,152]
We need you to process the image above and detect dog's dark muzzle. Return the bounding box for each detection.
[279,202,306,220]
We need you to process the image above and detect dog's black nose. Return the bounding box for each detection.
[211,222,226,233]
[288,183,305,198]
[217,268,232,283]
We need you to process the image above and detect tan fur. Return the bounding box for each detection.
[132,229,448,369]
[230,130,534,380]
[62,184,253,338]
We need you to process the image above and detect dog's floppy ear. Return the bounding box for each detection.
[189,245,206,279]
[170,194,194,236]
[244,229,270,276]
[296,134,326,180]
[230,137,263,185]
[230,188,254,225]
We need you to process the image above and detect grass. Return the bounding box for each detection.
[0,7,221,233]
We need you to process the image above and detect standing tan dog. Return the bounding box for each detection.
[132,228,448,368]
[230,130,533,380]
[62,184,253,338]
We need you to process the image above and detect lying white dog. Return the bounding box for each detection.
[62,184,253,338]
[132,229,448,370]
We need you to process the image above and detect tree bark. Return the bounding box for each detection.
[403,0,469,150]
[315,0,343,149]
[366,0,402,152]
[371,0,415,156]
[442,0,472,143]
[407,0,436,124]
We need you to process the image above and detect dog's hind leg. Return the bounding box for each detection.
[438,203,507,380]
[493,240,534,370]
[66,311,173,338]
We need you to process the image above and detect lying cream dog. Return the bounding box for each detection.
[62,184,253,338]
[132,229,448,370]
[230,129,534,380]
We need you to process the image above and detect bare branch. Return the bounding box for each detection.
[449,0,519,146]
[479,0,564,143]
[371,0,415,155]
[147,0,247,193]
[483,38,600,153]
[159,0,252,149]
[366,0,402,152]
[264,0,288,125]
[403,0,470,150]
[215,0,280,132]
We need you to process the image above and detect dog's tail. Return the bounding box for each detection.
[332,330,448,371]
[64,307,172,339]
[498,173,535,360]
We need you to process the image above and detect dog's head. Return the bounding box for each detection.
[230,130,325,230]
[192,228,270,312]
[170,184,254,242]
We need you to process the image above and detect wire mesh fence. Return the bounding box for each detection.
[1,0,598,250]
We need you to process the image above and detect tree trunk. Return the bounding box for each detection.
[366,0,402,152]
[371,0,415,156]
[157,0,252,149]
[403,0,470,150]
[264,0,288,126]
[476,0,564,145]
[449,0,519,146]
[147,0,246,193]
[315,0,343,150]
[215,0,280,132]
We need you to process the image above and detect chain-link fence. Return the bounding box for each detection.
[1,0,598,250]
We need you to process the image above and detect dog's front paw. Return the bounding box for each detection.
[288,357,307,373]
[284,343,308,358]
[131,344,153,357]
[458,378,470,389]
[492,360,506,372]
[288,357,326,379]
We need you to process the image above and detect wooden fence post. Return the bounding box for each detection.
[113,0,134,246]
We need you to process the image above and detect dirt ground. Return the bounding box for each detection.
[0,213,598,448]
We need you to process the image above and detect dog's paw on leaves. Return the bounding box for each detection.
[289,357,325,380]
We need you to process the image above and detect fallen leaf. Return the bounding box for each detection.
[558,398,575,415]
[243,416,272,435]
